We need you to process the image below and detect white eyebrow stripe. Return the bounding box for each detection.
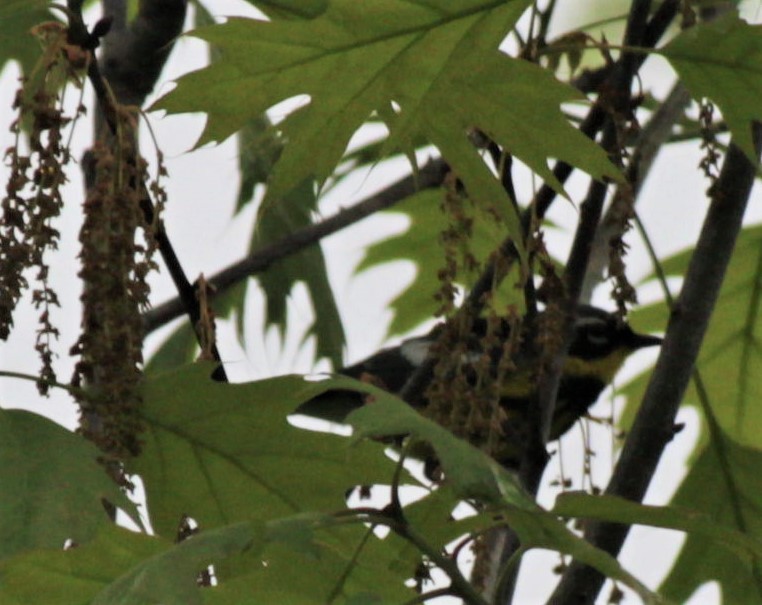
[574,315,609,329]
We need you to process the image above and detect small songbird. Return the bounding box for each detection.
[299,305,662,468]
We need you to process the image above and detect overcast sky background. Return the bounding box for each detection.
[2,1,762,603]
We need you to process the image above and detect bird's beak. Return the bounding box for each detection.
[628,331,663,349]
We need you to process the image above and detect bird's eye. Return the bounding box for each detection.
[584,325,610,346]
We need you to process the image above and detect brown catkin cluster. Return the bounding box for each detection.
[70,107,158,462]
[425,175,478,435]
[606,184,638,316]
[424,174,519,459]
[0,22,87,394]
[698,99,721,181]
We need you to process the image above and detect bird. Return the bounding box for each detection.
[298,305,662,469]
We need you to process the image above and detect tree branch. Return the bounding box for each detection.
[142,157,450,334]
[482,1,662,600]
[581,82,692,301]
[99,0,187,108]
[547,125,762,605]
[71,0,233,379]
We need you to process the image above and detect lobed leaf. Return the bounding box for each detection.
[341,379,662,602]
[245,173,346,368]
[356,188,524,337]
[0,409,136,562]
[130,365,403,537]
[0,511,415,604]
[661,13,762,162]
[0,1,53,76]
[659,436,762,604]
[155,0,624,268]
[554,491,762,562]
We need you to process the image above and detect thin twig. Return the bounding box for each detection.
[336,506,488,605]
[581,82,692,301]
[401,587,454,605]
[0,370,80,395]
[397,522,491,605]
[142,157,449,333]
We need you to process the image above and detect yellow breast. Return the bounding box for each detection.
[563,347,630,384]
[498,347,630,398]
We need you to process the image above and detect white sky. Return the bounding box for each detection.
[3,1,762,603]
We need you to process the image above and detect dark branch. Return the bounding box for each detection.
[399,0,680,456]
[485,1,664,601]
[525,0,657,491]
[142,157,450,334]
[547,125,762,605]
[99,0,187,107]
[581,82,691,300]
[72,1,229,378]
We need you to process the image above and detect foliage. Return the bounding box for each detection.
[618,224,762,602]
[154,0,624,266]
[660,13,762,162]
[2,1,762,605]
[0,1,55,75]
[1,367,661,604]
[0,408,137,560]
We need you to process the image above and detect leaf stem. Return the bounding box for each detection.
[326,527,375,604]
[331,503,487,605]
[0,370,78,394]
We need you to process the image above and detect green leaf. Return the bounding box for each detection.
[0,517,413,605]
[339,379,661,602]
[129,368,658,602]
[93,523,259,605]
[356,188,523,337]
[252,180,346,369]
[0,526,162,605]
[494,507,662,604]
[0,409,136,561]
[236,117,281,212]
[342,378,520,506]
[659,435,762,604]
[155,0,622,265]
[235,118,346,367]
[191,0,215,30]
[324,135,390,194]
[553,492,762,562]
[660,13,762,162]
[0,1,53,76]
[388,485,502,574]
[130,365,402,537]
[245,0,328,20]
[209,517,414,603]
[145,323,199,374]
